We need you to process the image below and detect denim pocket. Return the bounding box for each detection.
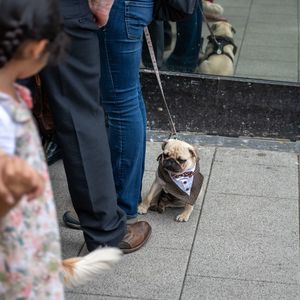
[125,0,154,40]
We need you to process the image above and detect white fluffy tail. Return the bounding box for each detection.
[202,1,224,16]
[62,247,122,287]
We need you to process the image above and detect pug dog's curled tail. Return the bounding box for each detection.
[202,0,224,16]
[62,247,122,287]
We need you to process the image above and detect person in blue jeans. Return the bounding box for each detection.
[98,0,154,218]
[165,1,203,73]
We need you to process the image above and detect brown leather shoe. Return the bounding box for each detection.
[118,221,152,254]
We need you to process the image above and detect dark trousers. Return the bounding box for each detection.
[41,0,126,251]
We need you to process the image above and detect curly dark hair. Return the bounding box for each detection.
[0,0,68,68]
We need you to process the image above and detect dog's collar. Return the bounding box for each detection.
[172,171,194,179]
[169,166,196,179]
[206,35,237,63]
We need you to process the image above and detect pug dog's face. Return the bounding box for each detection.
[211,21,236,38]
[158,139,198,174]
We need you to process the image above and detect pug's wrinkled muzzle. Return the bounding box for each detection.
[162,158,182,173]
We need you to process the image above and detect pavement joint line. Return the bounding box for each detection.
[77,242,85,257]
[298,155,300,255]
[135,246,191,252]
[208,191,299,200]
[66,291,156,300]
[297,0,300,81]
[178,147,217,300]
[186,274,300,286]
[213,162,293,168]
[234,0,254,74]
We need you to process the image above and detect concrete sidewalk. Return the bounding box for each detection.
[49,136,300,299]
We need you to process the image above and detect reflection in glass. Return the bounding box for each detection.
[142,0,299,83]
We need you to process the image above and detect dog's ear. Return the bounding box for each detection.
[188,146,199,159]
[211,23,218,32]
[231,26,236,34]
[161,140,168,150]
[157,153,163,161]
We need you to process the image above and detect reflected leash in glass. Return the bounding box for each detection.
[144,27,177,140]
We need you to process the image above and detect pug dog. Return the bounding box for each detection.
[138,139,204,222]
[197,21,237,76]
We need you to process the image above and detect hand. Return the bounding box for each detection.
[88,0,114,27]
[0,154,45,218]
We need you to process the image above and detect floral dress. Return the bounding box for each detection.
[0,85,64,299]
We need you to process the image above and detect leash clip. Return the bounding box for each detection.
[168,132,178,140]
[216,48,222,55]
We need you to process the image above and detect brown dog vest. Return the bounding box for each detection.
[157,158,204,206]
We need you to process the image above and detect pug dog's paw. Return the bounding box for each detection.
[148,204,158,211]
[175,212,190,222]
[138,203,149,214]
[157,205,165,214]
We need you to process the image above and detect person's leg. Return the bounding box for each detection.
[98,0,153,218]
[41,0,126,251]
[165,2,202,72]
[164,21,172,51]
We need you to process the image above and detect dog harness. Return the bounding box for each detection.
[206,35,237,63]
[157,158,204,206]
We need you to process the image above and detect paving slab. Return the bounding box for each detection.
[59,226,84,259]
[248,13,297,27]
[236,59,298,80]
[214,147,298,167]
[197,192,298,242]
[141,170,156,199]
[181,276,300,300]
[250,4,297,15]
[48,159,65,181]
[68,247,190,300]
[242,32,298,47]
[225,0,299,83]
[66,294,134,300]
[221,16,248,28]
[245,23,298,35]
[144,141,161,172]
[252,0,297,5]
[238,45,298,63]
[136,207,200,250]
[220,6,250,17]
[208,164,298,199]
[188,192,299,284]
[220,0,252,8]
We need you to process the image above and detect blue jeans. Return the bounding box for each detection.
[98,0,153,217]
[165,2,202,72]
